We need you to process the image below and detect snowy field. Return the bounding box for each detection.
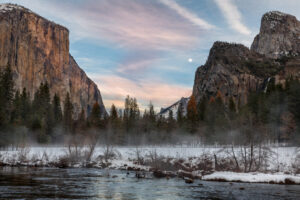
[0,146,299,184]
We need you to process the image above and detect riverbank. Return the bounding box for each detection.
[0,146,299,185]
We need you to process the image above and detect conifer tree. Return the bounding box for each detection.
[168,110,174,123]
[187,95,197,122]
[167,110,175,132]
[123,95,140,132]
[20,88,30,122]
[110,104,119,132]
[0,65,14,126]
[90,101,101,127]
[197,97,207,121]
[63,92,74,133]
[187,95,198,133]
[177,101,184,126]
[148,101,155,123]
[52,93,62,124]
[110,104,118,121]
[29,82,53,143]
[11,90,22,124]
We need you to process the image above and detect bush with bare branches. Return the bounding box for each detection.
[134,146,144,165]
[292,148,300,174]
[220,144,274,173]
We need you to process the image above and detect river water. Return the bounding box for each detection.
[0,167,299,200]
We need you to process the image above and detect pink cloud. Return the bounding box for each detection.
[90,74,191,110]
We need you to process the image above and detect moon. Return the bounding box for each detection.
[188,58,193,63]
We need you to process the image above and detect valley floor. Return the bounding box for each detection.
[0,146,299,184]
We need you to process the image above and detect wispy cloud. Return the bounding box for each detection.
[214,0,251,35]
[115,50,163,75]
[159,0,215,30]
[14,0,207,51]
[11,0,212,75]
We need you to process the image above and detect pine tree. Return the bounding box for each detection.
[29,82,53,143]
[130,98,140,122]
[110,104,119,131]
[168,110,174,123]
[177,101,184,126]
[167,110,175,132]
[204,92,228,142]
[11,90,22,124]
[148,101,155,123]
[20,88,30,122]
[90,101,101,127]
[52,93,62,124]
[0,65,14,126]
[197,97,207,121]
[186,95,198,133]
[187,95,197,122]
[63,92,74,133]
[123,95,140,132]
[110,104,118,121]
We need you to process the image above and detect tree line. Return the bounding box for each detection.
[0,66,76,145]
[1,65,300,146]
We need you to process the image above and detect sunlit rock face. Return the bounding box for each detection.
[251,11,300,59]
[0,4,106,117]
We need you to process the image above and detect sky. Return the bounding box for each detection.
[4,0,300,111]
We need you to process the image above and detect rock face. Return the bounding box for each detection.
[193,11,300,107]
[193,42,281,105]
[159,97,190,118]
[0,4,106,116]
[251,11,300,59]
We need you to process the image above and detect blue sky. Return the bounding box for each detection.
[5,0,300,110]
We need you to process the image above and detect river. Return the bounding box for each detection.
[0,167,299,199]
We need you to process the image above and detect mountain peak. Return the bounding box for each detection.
[264,11,290,18]
[159,97,190,118]
[251,11,300,59]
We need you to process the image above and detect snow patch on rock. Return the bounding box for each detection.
[0,3,30,13]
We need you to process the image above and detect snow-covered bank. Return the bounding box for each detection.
[203,172,300,184]
[0,146,299,184]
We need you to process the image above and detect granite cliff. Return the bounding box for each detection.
[193,11,300,107]
[251,11,300,59]
[0,4,105,116]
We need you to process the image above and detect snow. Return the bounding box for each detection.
[268,11,287,17]
[203,171,300,184]
[0,146,297,168]
[0,146,299,184]
[0,4,27,13]
[265,11,287,19]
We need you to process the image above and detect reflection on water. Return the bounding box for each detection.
[0,167,299,200]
